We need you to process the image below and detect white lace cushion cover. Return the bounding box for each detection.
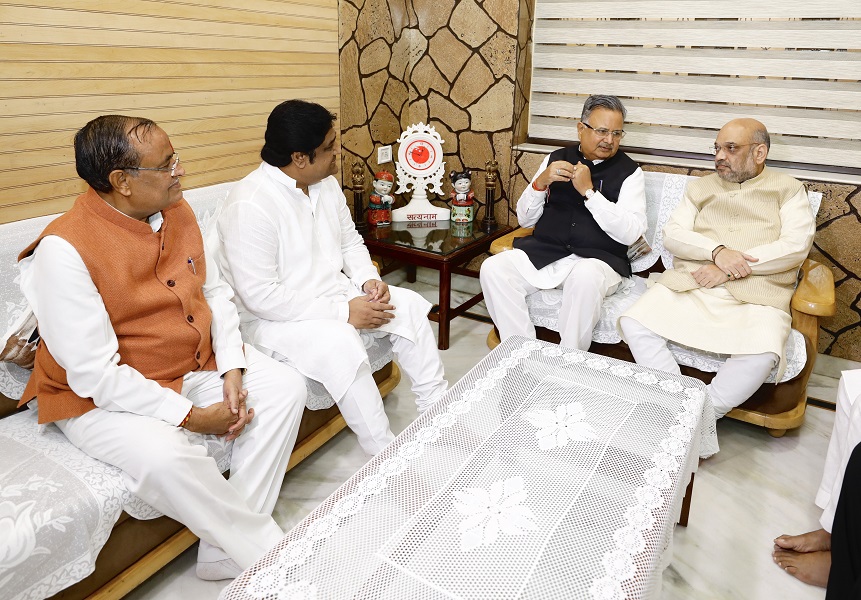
[524,277,806,384]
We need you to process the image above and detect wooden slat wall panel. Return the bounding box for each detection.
[529,4,861,172]
[0,0,340,224]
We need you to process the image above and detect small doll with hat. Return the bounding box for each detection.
[367,170,395,226]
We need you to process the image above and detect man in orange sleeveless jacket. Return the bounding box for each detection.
[17,115,307,581]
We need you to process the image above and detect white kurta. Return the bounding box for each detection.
[817,370,861,531]
[621,178,814,380]
[19,208,306,568]
[211,163,441,403]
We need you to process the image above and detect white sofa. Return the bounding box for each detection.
[0,183,399,600]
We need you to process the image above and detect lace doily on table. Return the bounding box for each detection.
[224,337,717,600]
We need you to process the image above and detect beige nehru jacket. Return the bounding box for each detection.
[657,167,811,314]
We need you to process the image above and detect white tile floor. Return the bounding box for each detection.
[126,280,859,600]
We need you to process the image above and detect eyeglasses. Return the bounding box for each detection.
[710,143,756,156]
[581,122,626,140]
[126,153,180,177]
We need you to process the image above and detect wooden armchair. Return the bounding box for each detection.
[486,175,836,437]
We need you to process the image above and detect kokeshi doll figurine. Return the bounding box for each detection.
[449,169,474,223]
[367,171,395,226]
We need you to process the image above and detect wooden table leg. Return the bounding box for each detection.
[437,263,452,350]
[678,473,695,527]
[406,264,417,283]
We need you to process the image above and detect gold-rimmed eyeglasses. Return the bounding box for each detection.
[581,122,626,140]
[127,153,180,177]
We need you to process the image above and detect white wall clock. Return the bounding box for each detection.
[391,123,450,222]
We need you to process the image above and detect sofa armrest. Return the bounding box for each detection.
[791,258,836,317]
[490,227,534,254]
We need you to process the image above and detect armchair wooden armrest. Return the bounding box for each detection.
[791,258,836,317]
[489,227,534,254]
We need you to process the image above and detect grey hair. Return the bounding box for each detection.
[751,126,771,150]
[581,95,627,122]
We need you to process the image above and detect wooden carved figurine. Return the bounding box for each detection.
[481,159,499,232]
[351,161,368,234]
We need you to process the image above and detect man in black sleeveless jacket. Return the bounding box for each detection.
[480,95,646,350]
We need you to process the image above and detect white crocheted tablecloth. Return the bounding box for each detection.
[220,336,718,600]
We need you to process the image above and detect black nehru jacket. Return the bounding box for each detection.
[513,145,639,277]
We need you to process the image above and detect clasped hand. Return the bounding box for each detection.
[714,247,758,280]
[349,280,395,329]
[693,247,759,288]
[536,160,594,196]
[182,368,253,441]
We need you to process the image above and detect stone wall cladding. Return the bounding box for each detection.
[339,0,521,229]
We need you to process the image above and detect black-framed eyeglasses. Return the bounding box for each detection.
[710,143,756,156]
[581,122,626,140]
[126,153,180,177]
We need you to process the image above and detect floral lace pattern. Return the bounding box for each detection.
[523,402,597,449]
[453,476,538,551]
[226,337,717,600]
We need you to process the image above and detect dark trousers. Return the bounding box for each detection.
[827,443,861,599]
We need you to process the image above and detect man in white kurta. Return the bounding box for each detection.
[773,370,861,588]
[19,116,306,581]
[480,95,647,350]
[213,100,447,456]
[620,119,815,418]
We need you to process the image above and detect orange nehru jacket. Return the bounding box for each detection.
[18,188,217,424]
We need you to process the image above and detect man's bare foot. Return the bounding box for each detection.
[772,548,830,588]
[774,528,831,553]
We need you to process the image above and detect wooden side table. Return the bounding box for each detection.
[364,221,513,350]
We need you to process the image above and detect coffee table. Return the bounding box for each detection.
[363,221,513,350]
[220,336,718,600]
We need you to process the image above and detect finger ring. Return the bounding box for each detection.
[726,273,732,279]
[556,169,561,175]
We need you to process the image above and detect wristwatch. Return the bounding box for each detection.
[584,188,596,200]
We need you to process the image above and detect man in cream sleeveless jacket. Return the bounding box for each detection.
[17,116,307,581]
[620,119,815,418]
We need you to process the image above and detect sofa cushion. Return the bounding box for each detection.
[0,406,236,599]
[524,276,807,384]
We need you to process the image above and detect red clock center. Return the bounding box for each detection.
[411,146,429,163]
